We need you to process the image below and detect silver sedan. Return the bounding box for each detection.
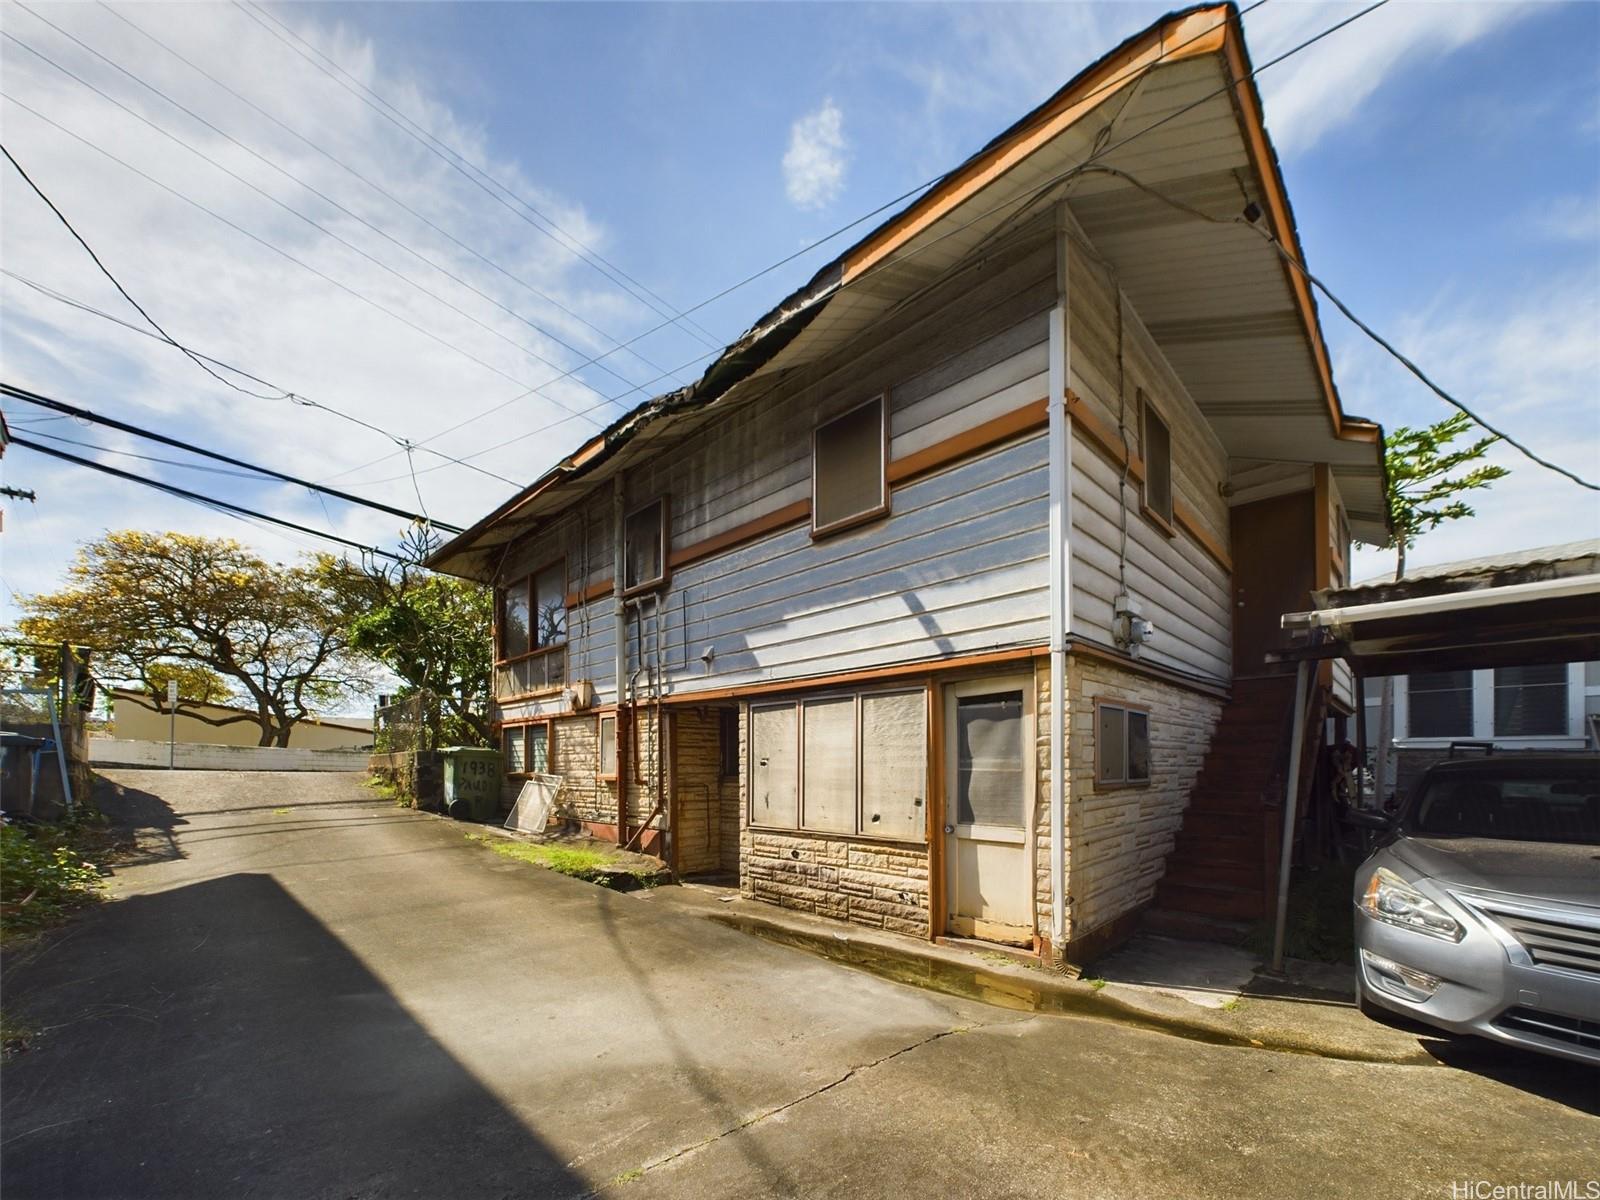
[1351,755,1600,1066]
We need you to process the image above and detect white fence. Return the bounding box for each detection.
[89,737,369,772]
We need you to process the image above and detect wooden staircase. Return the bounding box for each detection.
[1150,675,1322,925]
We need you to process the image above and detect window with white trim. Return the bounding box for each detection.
[597,713,618,780]
[812,395,888,537]
[1407,671,1473,738]
[1493,664,1567,737]
[748,688,926,840]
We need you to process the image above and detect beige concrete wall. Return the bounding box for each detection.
[90,737,368,772]
[109,690,372,750]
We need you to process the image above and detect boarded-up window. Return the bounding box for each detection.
[598,714,618,779]
[802,697,856,832]
[812,395,887,536]
[1096,701,1151,787]
[751,704,798,826]
[503,726,527,774]
[955,692,1025,826]
[624,498,668,593]
[1494,665,1568,737]
[861,691,927,839]
[1408,671,1472,738]
[1141,394,1173,530]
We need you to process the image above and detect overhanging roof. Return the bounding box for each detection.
[1279,541,1600,674]
[428,2,1389,581]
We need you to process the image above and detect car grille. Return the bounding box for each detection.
[1494,1007,1600,1053]
[1487,908,1600,976]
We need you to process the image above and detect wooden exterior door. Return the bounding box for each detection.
[942,676,1035,945]
[1230,491,1316,677]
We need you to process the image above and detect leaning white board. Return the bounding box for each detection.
[505,773,562,835]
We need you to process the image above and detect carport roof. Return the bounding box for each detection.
[1278,540,1600,675]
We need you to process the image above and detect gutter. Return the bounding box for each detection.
[1282,574,1600,635]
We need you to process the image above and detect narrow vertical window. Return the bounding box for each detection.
[1140,392,1173,532]
[623,497,669,593]
[502,725,528,774]
[500,582,530,659]
[718,708,739,779]
[528,723,550,774]
[597,713,618,780]
[812,394,888,537]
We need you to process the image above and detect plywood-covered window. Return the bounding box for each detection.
[1140,392,1173,534]
[749,688,926,840]
[812,395,888,537]
[597,713,618,780]
[1096,700,1151,788]
[623,497,669,594]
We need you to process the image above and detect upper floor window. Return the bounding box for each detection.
[1494,664,1568,737]
[1407,670,1472,738]
[497,560,567,660]
[812,394,888,537]
[623,497,669,594]
[1139,392,1173,534]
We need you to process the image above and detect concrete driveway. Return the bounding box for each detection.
[2,770,1595,1199]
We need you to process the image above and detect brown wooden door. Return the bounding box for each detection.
[1230,491,1316,677]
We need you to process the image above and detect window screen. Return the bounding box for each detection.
[500,583,530,659]
[750,704,798,826]
[955,691,1025,827]
[502,726,527,774]
[860,691,926,839]
[1494,664,1568,737]
[598,714,618,778]
[624,498,667,592]
[1142,397,1172,527]
[528,724,549,774]
[1408,671,1473,738]
[813,396,886,535]
[1127,710,1150,783]
[532,563,567,648]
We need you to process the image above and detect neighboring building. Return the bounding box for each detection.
[426,4,1390,962]
[107,688,374,751]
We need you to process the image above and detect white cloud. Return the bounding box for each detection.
[782,98,848,210]
[0,2,708,619]
[1528,193,1600,244]
[1246,1,1535,156]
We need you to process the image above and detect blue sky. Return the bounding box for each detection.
[2,0,1597,625]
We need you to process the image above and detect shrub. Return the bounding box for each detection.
[1,823,105,938]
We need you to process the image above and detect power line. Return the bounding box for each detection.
[1,268,521,488]
[10,435,404,560]
[234,0,726,352]
[94,0,698,394]
[8,8,671,408]
[1,382,467,532]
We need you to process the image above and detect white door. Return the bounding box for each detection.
[943,676,1035,945]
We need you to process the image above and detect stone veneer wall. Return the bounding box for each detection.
[736,704,931,935]
[548,714,616,826]
[1055,654,1223,947]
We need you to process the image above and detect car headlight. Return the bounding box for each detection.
[1359,868,1465,941]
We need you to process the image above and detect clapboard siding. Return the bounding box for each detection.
[1065,232,1232,681]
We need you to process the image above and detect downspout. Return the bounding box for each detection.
[1046,201,1073,960]
[613,474,628,846]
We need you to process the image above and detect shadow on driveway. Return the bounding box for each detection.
[1,872,586,1199]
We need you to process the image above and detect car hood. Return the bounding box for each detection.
[1392,837,1600,905]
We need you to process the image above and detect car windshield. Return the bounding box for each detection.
[1408,764,1600,845]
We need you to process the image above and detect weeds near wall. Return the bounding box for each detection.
[1,822,106,944]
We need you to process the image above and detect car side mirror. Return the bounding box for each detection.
[1345,809,1393,832]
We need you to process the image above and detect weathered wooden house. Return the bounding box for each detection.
[427,3,1390,963]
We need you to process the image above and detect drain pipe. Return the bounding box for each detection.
[1046,202,1073,960]
[613,474,628,845]
[1270,658,1313,972]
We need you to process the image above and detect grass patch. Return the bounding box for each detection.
[468,835,660,888]
[365,775,410,808]
[612,1168,644,1185]
[272,807,292,816]
[1244,862,1357,964]
[1,1010,38,1060]
[1220,996,1244,1012]
[1084,977,1107,991]
[1,821,106,946]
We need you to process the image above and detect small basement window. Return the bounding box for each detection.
[1096,701,1151,788]
[623,497,669,594]
[597,713,618,780]
[1140,393,1173,533]
[812,394,888,537]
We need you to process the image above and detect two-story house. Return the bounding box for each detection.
[427,3,1391,964]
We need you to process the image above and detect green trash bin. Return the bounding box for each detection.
[440,746,503,822]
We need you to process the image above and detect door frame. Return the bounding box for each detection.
[937,672,1038,945]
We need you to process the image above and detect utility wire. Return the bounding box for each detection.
[94,0,696,393]
[10,435,403,560]
[0,268,521,488]
[234,0,727,351]
[8,9,667,407]
[1,382,466,531]
[0,142,286,402]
